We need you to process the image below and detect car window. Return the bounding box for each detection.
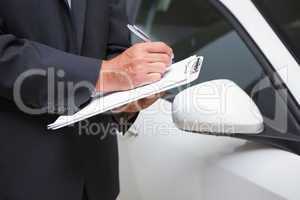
[251,0,300,64]
[133,0,263,97]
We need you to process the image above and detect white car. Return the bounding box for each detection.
[119,0,300,199]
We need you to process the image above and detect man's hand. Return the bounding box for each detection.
[96,42,173,93]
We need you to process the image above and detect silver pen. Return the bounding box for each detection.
[127,24,175,63]
[127,24,152,42]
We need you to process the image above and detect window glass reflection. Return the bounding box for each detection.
[134,0,263,97]
[252,0,300,63]
[135,0,231,60]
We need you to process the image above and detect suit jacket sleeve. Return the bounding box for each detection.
[0,18,100,115]
[107,0,139,133]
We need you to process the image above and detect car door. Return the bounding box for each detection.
[119,1,300,200]
[211,0,300,154]
[131,0,300,154]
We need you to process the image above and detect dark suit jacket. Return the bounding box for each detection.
[0,0,132,199]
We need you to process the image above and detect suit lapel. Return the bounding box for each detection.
[71,0,87,54]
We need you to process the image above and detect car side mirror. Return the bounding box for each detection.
[172,79,264,135]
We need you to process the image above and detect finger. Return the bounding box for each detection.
[144,42,173,56]
[144,62,168,74]
[139,97,158,108]
[112,101,141,113]
[112,105,125,114]
[144,92,166,101]
[156,92,166,98]
[138,93,165,109]
[145,53,172,65]
[143,73,162,85]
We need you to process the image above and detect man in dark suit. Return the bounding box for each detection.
[0,0,173,199]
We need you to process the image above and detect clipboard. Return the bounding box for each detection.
[48,55,204,130]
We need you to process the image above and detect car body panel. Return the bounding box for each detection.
[119,99,300,200]
[118,1,300,199]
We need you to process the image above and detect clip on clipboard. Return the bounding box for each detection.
[48,55,204,130]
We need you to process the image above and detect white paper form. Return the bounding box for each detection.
[48,55,204,130]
